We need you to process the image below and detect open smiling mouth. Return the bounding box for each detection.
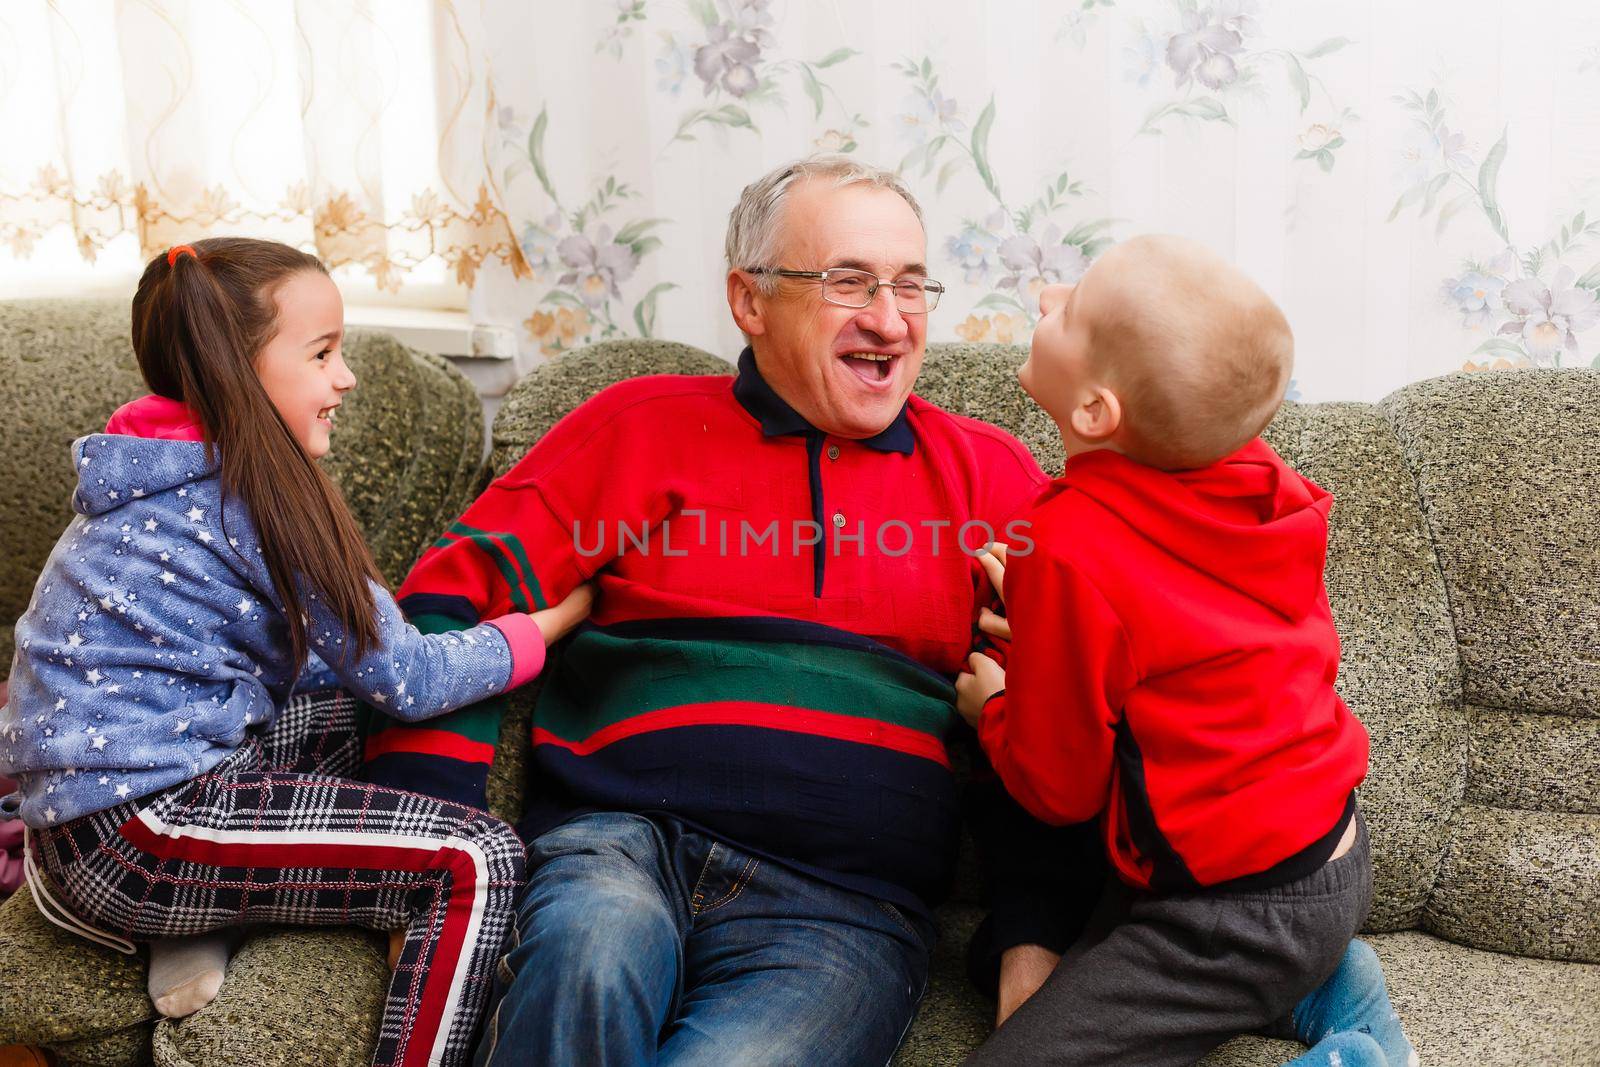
[840,352,898,384]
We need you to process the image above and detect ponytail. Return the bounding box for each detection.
[131,238,383,670]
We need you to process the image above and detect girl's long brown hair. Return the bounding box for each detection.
[130,237,382,670]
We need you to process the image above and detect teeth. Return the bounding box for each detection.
[844,353,893,361]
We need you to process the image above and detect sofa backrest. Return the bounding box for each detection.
[1379,370,1600,963]
[0,298,485,678]
[1262,400,1464,933]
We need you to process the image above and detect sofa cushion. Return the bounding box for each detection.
[1381,369,1600,716]
[151,928,386,1067]
[1426,805,1600,961]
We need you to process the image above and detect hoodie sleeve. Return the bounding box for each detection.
[303,579,544,721]
[977,548,1137,826]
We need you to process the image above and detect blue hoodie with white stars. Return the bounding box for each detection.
[0,397,545,828]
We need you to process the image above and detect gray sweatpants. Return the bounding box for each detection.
[966,813,1373,1067]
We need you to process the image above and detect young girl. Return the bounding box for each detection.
[0,238,590,1067]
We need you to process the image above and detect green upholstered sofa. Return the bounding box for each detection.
[0,301,1596,1065]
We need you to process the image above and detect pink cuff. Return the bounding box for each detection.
[486,613,547,690]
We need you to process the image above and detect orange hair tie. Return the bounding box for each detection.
[166,244,198,267]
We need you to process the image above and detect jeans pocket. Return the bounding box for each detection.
[876,899,921,940]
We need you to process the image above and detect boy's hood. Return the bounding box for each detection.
[1059,439,1332,621]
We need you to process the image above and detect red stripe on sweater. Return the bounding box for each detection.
[532,701,951,768]
[364,726,496,766]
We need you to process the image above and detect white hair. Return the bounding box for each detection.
[725,155,925,293]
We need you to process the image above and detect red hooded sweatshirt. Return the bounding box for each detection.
[979,438,1368,892]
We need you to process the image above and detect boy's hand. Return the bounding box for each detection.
[531,583,595,646]
[977,544,1011,641]
[956,651,1005,728]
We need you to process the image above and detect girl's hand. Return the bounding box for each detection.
[955,651,1006,728]
[532,583,595,646]
[977,544,1011,641]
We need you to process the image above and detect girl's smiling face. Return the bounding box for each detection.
[254,271,355,459]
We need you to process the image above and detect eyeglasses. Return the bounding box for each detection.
[750,267,944,314]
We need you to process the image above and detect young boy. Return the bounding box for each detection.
[956,235,1416,1067]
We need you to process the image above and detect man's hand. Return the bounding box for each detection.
[532,583,596,646]
[956,651,1005,728]
[996,943,1061,1028]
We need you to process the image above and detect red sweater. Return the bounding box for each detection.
[978,439,1368,892]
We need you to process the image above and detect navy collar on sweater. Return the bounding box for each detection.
[731,347,915,455]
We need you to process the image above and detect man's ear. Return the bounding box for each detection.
[1068,384,1122,443]
[727,271,766,337]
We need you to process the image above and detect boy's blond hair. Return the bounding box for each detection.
[1089,235,1293,470]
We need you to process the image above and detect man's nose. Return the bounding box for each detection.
[856,285,910,343]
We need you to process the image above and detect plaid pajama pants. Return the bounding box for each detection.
[32,689,526,1067]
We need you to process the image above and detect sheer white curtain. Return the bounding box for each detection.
[0,0,516,305]
[7,1,1599,401]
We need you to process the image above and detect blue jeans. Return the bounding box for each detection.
[473,811,934,1066]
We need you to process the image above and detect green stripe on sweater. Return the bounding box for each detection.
[445,522,531,613]
[536,629,957,743]
[450,521,549,611]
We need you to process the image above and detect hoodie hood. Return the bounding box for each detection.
[1059,439,1332,620]
[72,396,216,517]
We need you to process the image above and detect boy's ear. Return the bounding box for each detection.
[1069,384,1122,443]
[727,271,767,337]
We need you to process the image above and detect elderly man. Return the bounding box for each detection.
[365,156,1077,1064]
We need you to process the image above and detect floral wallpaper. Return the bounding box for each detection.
[467,0,1600,400]
[7,1,1600,400]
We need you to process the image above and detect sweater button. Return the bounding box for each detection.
[827,445,840,461]
[832,512,846,528]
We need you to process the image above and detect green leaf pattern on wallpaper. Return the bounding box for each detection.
[499,105,677,356]
[889,54,1112,343]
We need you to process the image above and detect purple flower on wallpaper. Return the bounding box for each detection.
[997,227,1091,296]
[1166,2,1258,91]
[1498,267,1600,363]
[692,0,774,98]
[558,225,640,306]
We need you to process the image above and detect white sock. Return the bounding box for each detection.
[147,930,241,1018]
